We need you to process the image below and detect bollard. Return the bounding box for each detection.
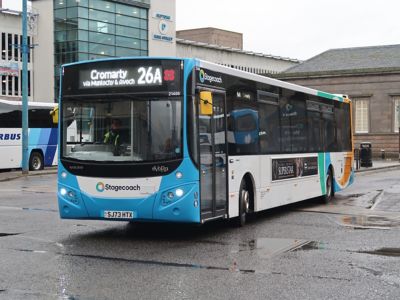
[381,149,385,160]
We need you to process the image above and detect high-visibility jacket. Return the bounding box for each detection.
[104,131,120,146]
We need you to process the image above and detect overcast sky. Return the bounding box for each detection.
[176,0,399,60]
[3,0,399,60]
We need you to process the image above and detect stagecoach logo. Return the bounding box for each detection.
[282,103,297,118]
[96,182,105,192]
[96,182,141,192]
[199,69,223,85]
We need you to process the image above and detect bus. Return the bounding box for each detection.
[57,57,354,225]
[0,99,58,171]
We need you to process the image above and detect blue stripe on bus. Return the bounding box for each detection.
[44,128,58,165]
[26,128,58,166]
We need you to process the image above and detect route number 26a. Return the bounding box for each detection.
[138,67,162,85]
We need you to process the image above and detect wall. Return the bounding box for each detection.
[177,42,298,74]
[148,0,176,56]
[0,11,33,100]
[177,28,243,50]
[32,0,54,102]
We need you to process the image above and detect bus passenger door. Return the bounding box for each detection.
[198,90,228,220]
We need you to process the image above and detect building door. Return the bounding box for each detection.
[198,90,228,220]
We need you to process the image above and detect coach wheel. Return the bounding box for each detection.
[237,180,250,227]
[29,152,44,171]
[322,169,334,204]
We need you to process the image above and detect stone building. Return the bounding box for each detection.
[176,28,300,75]
[279,44,400,158]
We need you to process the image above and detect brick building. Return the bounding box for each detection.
[279,44,400,158]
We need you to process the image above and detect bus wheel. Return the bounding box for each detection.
[29,152,44,171]
[236,180,250,227]
[322,169,334,204]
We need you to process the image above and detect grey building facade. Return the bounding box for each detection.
[280,44,400,158]
[27,0,176,102]
[176,28,300,75]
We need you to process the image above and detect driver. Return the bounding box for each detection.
[104,118,122,155]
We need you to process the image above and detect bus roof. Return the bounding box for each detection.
[0,98,57,109]
[197,59,346,103]
[60,56,346,103]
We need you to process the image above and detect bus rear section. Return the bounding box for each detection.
[57,58,202,223]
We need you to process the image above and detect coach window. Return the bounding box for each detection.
[258,91,280,153]
[289,97,307,153]
[279,97,292,152]
[334,102,345,151]
[29,109,57,128]
[307,100,322,152]
[0,109,21,128]
[321,103,335,152]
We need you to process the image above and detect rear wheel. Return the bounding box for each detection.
[29,152,44,171]
[236,180,250,227]
[322,169,334,203]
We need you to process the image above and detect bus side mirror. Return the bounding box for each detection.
[50,106,59,124]
[199,91,213,115]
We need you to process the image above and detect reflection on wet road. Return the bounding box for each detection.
[1,171,400,299]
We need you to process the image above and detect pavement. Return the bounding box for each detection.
[0,167,57,182]
[0,159,399,182]
[354,159,400,173]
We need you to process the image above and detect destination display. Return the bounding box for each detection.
[62,59,182,96]
[79,66,163,89]
[272,157,318,181]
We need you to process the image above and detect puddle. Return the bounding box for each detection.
[0,233,20,237]
[12,248,48,254]
[293,241,327,251]
[339,215,400,229]
[231,238,318,257]
[359,248,400,257]
[22,207,58,213]
[63,252,255,274]
[346,193,365,198]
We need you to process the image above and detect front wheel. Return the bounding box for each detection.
[322,169,334,203]
[236,180,250,227]
[29,152,44,171]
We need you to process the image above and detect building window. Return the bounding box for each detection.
[54,0,149,99]
[354,98,369,133]
[1,33,6,60]
[393,96,400,132]
[1,76,6,95]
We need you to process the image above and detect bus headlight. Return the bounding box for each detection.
[175,171,183,179]
[175,189,184,197]
[60,188,67,196]
[61,171,68,179]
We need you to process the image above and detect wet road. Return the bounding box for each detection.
[0,171,400,299]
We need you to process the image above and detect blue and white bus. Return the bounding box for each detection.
[0,99,58,171]
[57,58,354,225]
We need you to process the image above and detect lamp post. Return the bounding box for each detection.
[22,0,29,174]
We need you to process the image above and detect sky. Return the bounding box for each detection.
[176,0,399,60]
[3,0,399,60]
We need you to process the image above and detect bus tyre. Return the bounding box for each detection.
[322,170,334,204]
[29,152,44,171]
[236,181,250,227]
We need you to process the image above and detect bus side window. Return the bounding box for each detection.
[258,102,280,153]
[0,109,22,128]
[29,109,57,128]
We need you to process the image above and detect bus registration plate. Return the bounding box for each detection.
[104,211,134,219]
